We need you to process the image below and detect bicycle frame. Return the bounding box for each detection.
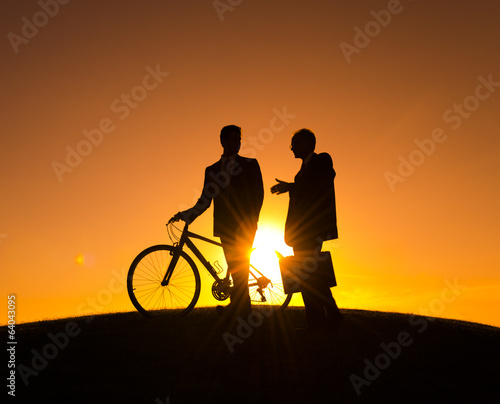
[161,222,272,299]
[161,222,226,287]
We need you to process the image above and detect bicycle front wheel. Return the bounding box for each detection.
[127,245,201,317]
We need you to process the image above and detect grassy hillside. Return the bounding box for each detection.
[5,307,499,403]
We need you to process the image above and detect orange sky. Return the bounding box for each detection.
[1,0,499,327]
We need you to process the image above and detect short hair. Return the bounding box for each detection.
[220,125,241,142]
[293,128,316,149]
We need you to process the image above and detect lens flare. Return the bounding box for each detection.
[75,252,95,267]
[75,254,85,266]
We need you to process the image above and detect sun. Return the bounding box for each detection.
[250,225,293,282]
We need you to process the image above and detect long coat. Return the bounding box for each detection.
[285,152,338,248]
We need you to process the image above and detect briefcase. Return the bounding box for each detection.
[278,251,337,295]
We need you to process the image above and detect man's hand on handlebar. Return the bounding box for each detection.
[168,212,184,224]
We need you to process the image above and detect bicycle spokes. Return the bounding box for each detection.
[127,245,201,317]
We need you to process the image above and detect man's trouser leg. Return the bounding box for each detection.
[221,232,254,318]
[294,244,325,327]
[294,242,341,327]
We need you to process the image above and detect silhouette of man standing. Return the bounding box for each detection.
[173,125,264,320]
[272,128,341,329]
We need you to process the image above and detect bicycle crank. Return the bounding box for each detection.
[212,279,232,301]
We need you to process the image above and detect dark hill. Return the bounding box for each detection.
[4,307,499,403]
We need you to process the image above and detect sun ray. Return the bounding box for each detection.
[250,225,294,284]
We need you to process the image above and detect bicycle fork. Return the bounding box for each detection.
[161,242,184,286]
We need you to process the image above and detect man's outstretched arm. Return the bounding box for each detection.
[171,167,214,223]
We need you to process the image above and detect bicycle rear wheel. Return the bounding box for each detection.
[248,266,292,311]
[127,245,201,317]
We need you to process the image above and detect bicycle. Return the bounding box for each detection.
[127,219,292,317]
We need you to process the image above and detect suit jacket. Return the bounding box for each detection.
[285,152,338,247]
[185,155,264,238]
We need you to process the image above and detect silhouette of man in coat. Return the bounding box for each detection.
[173,125,264,319]
[272,128,341,329]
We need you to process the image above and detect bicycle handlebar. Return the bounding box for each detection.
[167,217,179,225]
[167,212,187,226]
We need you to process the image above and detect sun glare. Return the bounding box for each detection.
[250,226,293,282]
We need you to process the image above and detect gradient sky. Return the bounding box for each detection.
[1,0,499,327]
